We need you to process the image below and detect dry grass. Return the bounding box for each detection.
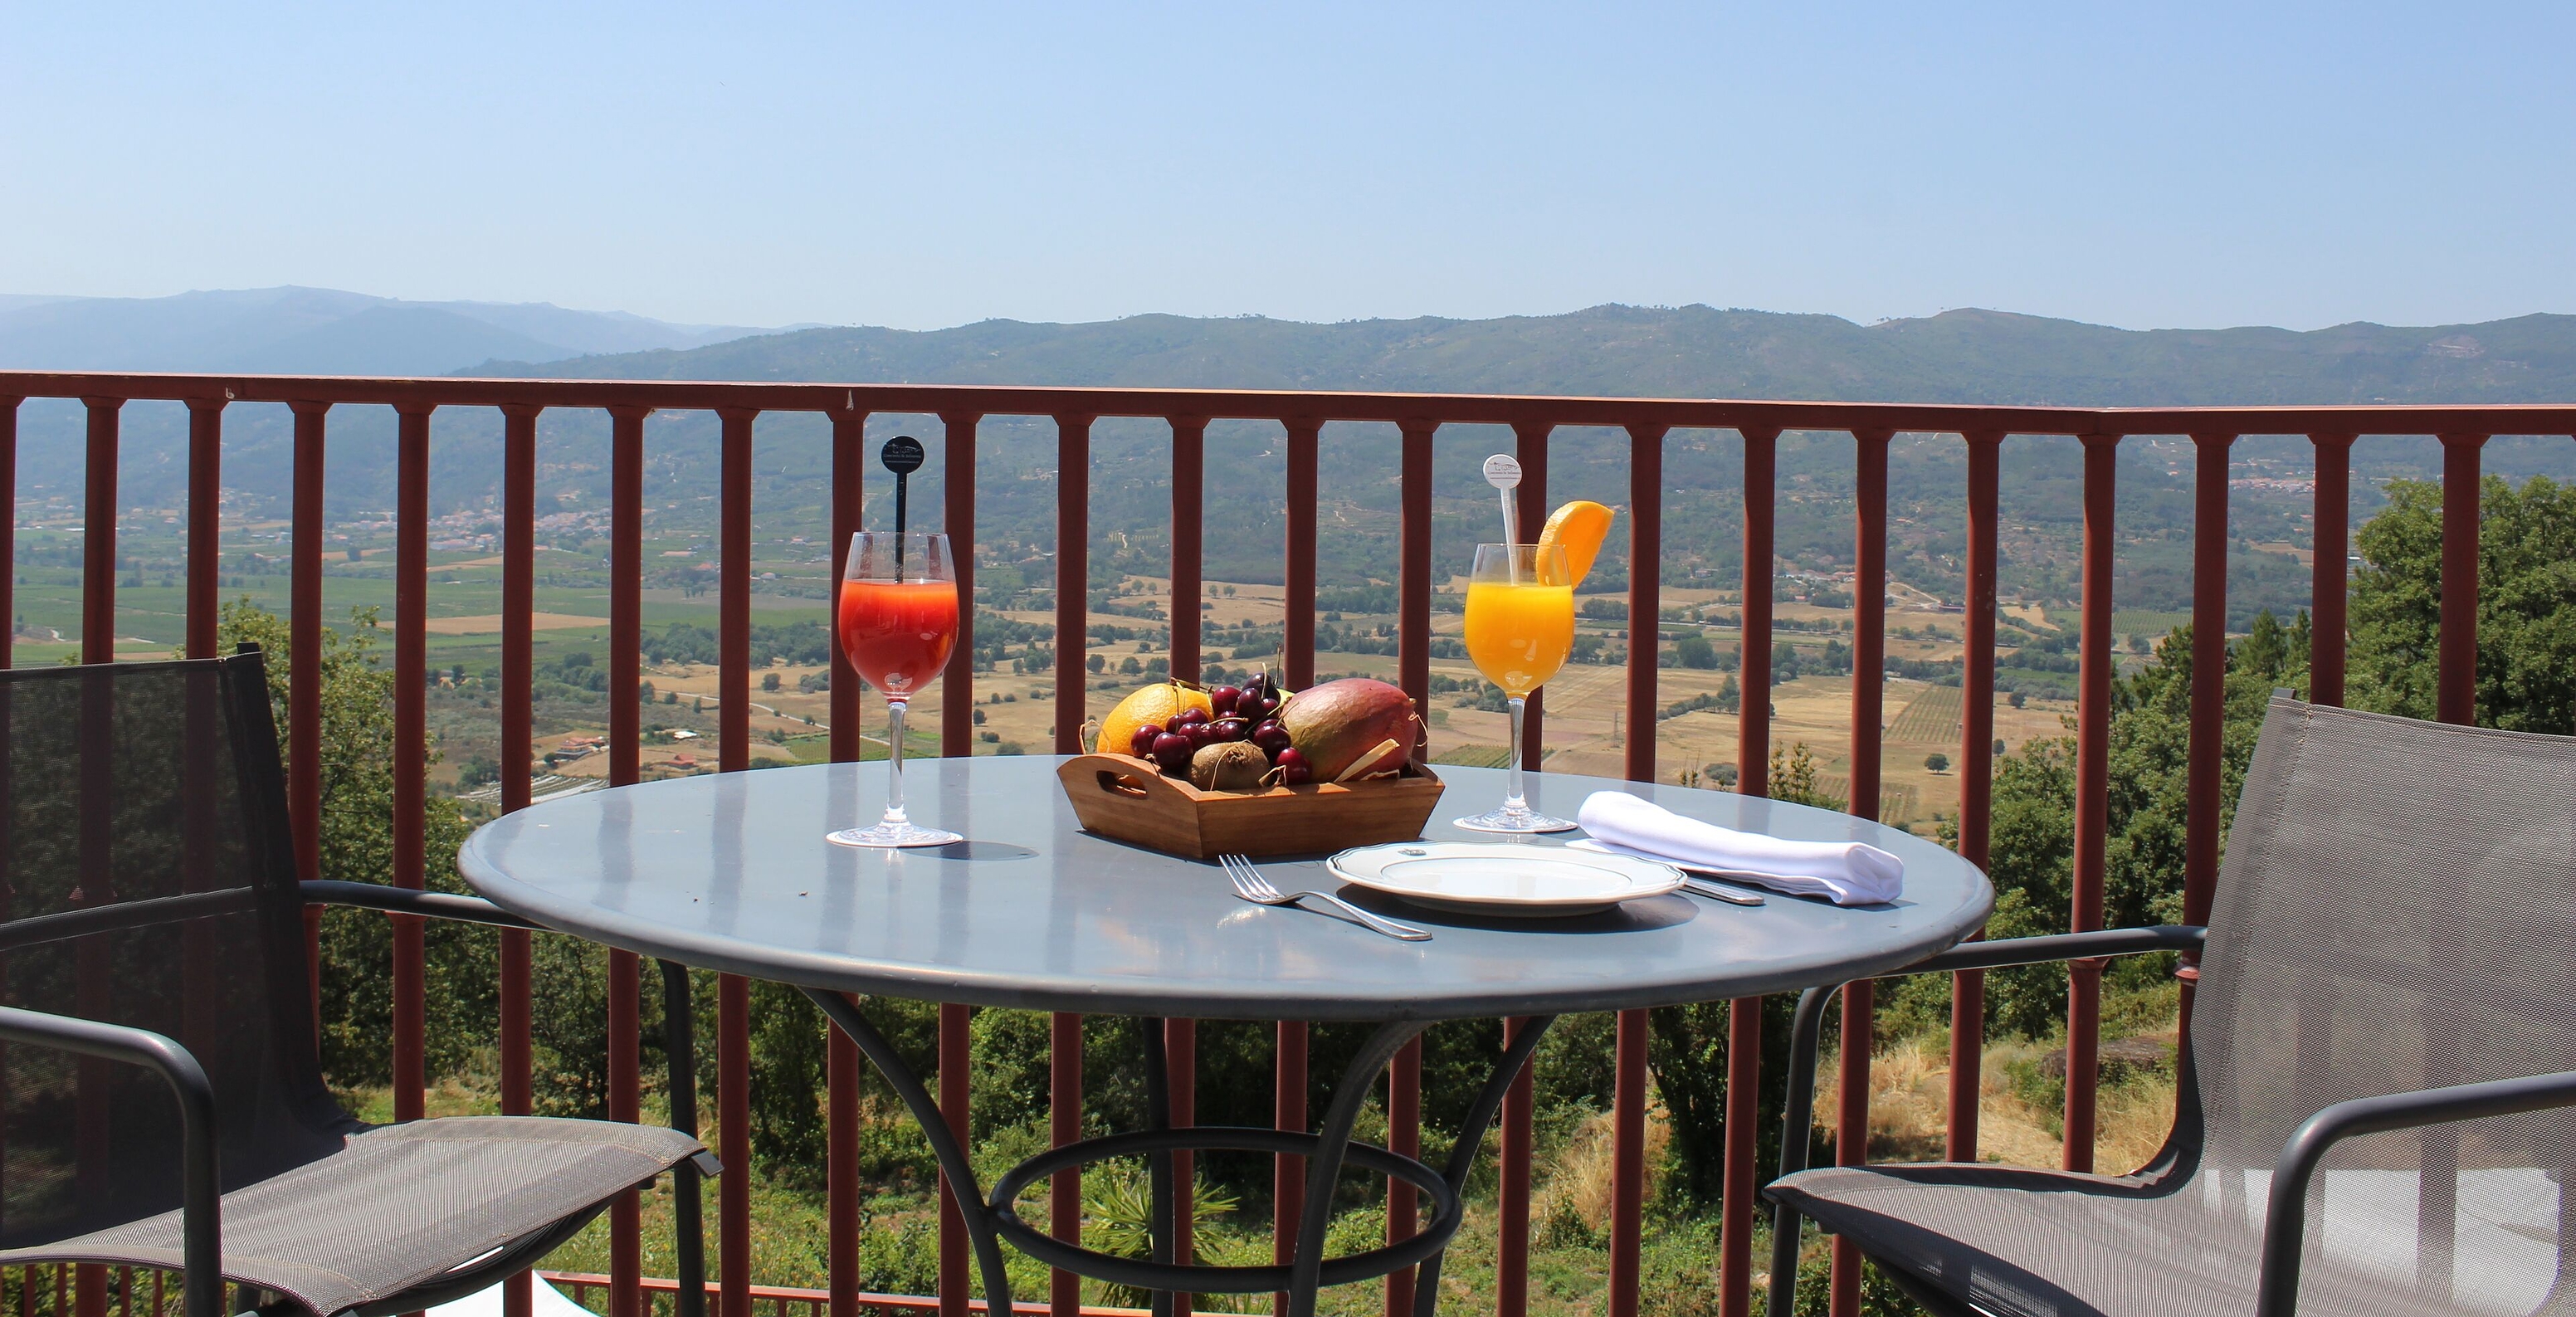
[1531,1102,1672,1232]
[1817,1032,2180,1175]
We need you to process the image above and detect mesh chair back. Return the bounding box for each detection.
[2188,695,2576,1310]
[0,653,354,1248]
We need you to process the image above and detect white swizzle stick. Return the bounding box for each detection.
[1483,452,1523,583]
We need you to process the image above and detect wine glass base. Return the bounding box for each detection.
[826,823,964,849]
[1453,807,1578,834]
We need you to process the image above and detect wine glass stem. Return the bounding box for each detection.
[1506,695,1529,813]
[883,698,911,827]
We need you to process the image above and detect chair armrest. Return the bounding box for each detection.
[2257,1070,2576,1317]
[1903,924,2204,975]
[1762,923,2203,1317]
[0,1007,223,1317]
[1777,924,2206,1183]
[301,880,544,931]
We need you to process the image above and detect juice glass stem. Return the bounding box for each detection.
[881,698,912,827]
[1506,695,1530,812]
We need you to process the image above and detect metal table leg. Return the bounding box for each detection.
[661,960,708,1317]
[802,988,1019,1314]
[798,996,1554,1317]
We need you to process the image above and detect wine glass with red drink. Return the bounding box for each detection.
[827,532,964,847]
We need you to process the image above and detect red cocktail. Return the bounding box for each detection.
[828,532,963,848]
[837,579,959,696]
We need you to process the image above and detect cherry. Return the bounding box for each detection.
[1209,685,1242,716]
[1173,706,1210,728]
[1129,723,1164,758]
[1151,731,1195,774]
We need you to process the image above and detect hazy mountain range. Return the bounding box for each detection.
[485,303,2576,407]
[4,295,2569,625]
[0,286,786,376]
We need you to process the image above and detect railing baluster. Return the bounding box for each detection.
[1168,418,1205,684]
[1271,1019,1308,1317]
[183,400,221,660]
[827,406,866,1317]
[80,397,119,667]
[2065,432,2119,1173]
[1051,1012,1082,1317]
[1168,1019,1195,1317]
[2181,431,2235,1034]
[610,404,650,1317]
[1608,1011,1646,1317]
[2306,433,2356,708]
[938,1002,971,1317]
[940,412,979,753]
[393,404,432,1127]
[290,400,329,1031]
[1738,428,1778,793]
[1720,998,1758,1317]
[1510,422,1549,765]
[1055,415,1092,753]
[75,395,121,1317]
[1398,420,1435,762]
[1383,1037,1422,1317]
[1277,415,1319,1317]
[1497,1017,1534,1317]
[2437,433,2487,727]
[1949,431,2004,1163]
[1622,423,1666,782]
[716,405,757,1317]
[1827,429,1892,1317]
[1726,426,1776,1317]
[1607,422,1666,1317]
[0,398,16,666]
[830,992,861,1317]
[500,402,541,1317]
[1282,420,1320,690]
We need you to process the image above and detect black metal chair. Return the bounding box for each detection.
[0,651,715,1317]
[1766,694,2576,1317]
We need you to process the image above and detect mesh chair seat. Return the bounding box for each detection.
[1773,1160,2572,1317]
[0,1117,704,1317]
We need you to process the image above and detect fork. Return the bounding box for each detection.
[1220,854,1432,941]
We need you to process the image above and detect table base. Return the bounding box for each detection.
[799,988,1554,1317]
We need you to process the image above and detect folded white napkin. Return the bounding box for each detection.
[1574,790,1904,907]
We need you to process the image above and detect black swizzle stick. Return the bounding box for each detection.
[881,435,925,569]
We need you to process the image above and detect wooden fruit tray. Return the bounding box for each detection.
[1056,753,1445,860]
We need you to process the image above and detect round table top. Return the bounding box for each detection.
[458,757,1992,1022]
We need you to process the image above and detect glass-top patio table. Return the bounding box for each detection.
[459,755,1993,1317]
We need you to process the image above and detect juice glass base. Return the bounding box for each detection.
[1453,802,1577,834]
[827,821,963,849]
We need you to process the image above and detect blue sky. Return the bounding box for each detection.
[3,2,2569,332]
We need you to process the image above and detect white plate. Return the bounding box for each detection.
[1327,841,1685,917]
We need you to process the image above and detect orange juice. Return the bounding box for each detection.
[1464,581,1574,696]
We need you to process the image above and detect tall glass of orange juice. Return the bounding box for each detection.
[828,532,964,847]
[1457,542,1578,832]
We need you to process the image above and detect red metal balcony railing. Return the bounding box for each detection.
[2,370,2570,1317]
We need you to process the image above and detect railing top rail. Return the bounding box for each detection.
[3,369,2572,437]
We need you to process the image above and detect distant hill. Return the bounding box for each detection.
[482,304,2576,407]
[0,285,781,376]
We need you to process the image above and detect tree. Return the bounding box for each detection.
[2350,475,2576,733]
[761,670,783,692]
[1925,752,1949,773]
